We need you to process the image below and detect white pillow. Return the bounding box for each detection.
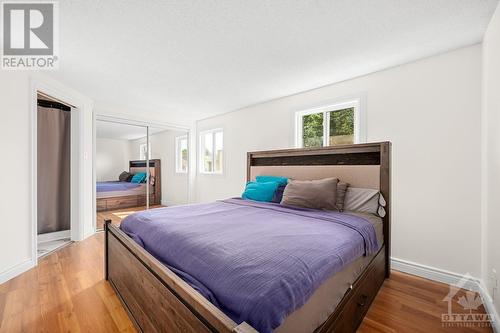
[343,187,381,215]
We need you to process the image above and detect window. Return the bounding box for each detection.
[175,135,189,173]
[139,143,151,160]
[296,100,360,148]
[199,129,223,174]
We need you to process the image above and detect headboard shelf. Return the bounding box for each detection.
[248,142,386,158]
[250,152,381,166]
[130,159,160,168]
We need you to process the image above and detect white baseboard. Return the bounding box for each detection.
[478,281,500,333]
[37,230,71,243]
[391,257,480,291]
[0,258,35,285]
[391,257,499,331]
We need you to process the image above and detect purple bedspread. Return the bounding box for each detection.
[120,198,379,333]
[96,181,140,192]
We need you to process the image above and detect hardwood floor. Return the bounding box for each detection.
[358,271,493,333]
[0,234,135,333]
[96,205,164,230]
[0,233,493,333]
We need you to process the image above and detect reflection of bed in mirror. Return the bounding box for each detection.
[96,160,161,212]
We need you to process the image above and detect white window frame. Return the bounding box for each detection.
[198,128,224,175]
[139,143,151,160]
[295,98,365,148]
[175,135,188,174]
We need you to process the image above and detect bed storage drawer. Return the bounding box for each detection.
[106,197,139,210]
[97,194,159,212]
[319,247,386,333]
[96,200,107,211]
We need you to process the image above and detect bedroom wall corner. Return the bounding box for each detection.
[482,0,500,320]
[188,123,197,204]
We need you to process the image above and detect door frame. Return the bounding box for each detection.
[30,77,93,265]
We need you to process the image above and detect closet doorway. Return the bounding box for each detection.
[36,94,73,257]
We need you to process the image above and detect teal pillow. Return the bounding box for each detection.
[242,181,280,202]
[131,172,147,183]
[255,175,289,186]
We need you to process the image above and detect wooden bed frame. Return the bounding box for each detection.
[97,159,162,212]
[104,142,391,333]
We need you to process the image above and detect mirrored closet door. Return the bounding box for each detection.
[95,120,148,229]
[95,120,189,230]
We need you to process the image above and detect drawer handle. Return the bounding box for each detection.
[357,294,368,307]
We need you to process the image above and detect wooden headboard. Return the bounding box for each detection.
[129,159,162,206]
[247,142,391,275]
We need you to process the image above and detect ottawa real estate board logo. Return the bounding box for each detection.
[442,273,494,328]
[1,1,59,69]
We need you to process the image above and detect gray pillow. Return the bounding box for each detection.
[336,182,349,211]
[343,187,380,215]
[281,178,338,210]
[118,171,131,182]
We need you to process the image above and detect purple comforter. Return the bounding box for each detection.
[120,198,379,333]
[96,181,140,192]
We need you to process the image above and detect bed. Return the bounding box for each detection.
[97,159,162,211]
[104,142,391,333]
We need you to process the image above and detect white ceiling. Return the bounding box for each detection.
[49,0,499,125]
[96,121,170,141]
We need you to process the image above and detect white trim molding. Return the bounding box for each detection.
[30,73,96,265]
[391,257,480,291]
[479,280,500,333]
[30,75,94,268]
[37,230,71,243]
[96,113,190,132]
[0,258,35,285]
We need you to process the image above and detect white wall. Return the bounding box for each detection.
[96,138,130,181]
[0,72,33,281]
[482,2,500,315]
[0,73,94,283]
[129,130,189,206]
[196,45,483,278]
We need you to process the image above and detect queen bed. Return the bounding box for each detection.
[104,142,391,333]
[96,159,162,212]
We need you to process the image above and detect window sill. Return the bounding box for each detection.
[199,171,224,176]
